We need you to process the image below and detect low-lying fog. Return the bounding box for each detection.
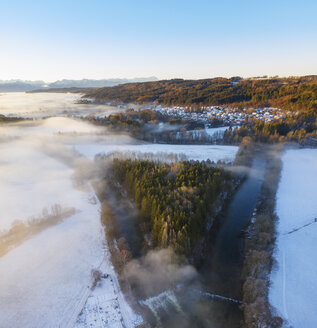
[0,92,239,327]
[0,92,124,118]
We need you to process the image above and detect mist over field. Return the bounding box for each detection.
[0,92,240,327]
[0,93,147,327]
[0,86,315,327]
[1,0,316,325]
[0,92,124,118]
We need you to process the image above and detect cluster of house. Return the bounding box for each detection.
[151,105,285,125]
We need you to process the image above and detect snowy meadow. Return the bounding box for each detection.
[0,92,238,328]
[269,149,317,328]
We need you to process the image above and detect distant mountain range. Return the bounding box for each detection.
[0,77,158,92]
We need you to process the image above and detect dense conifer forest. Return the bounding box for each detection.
[111,159,234,256]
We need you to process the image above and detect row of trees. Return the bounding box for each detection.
[0,114,23,122]
[112,159,233,256]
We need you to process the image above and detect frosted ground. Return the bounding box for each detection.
[0,92,238,327]
[269,149,317,328]
[73,143,238,163]
[0,118,141,328]
[188,126,231,140]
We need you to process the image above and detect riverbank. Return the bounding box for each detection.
[241,144,283,328]
[96,170,242,327]
[92,139,285,328]
[92,137,290,328]
[91,140,257,327]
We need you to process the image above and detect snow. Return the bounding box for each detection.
[177,126,242,143]
[186,126,230,140]
[0,93,238,327]
[269,149,317,328]
[0,189,103,327]
[176,126,232,142]
[75,275,124,328]
[0,112,141,326]
[0,188,140,328]
[74,262,143,328]
[73,143,238,163]
[0,140,80,230]
[205,126,231,137]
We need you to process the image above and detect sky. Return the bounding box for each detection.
[0,0,316,81]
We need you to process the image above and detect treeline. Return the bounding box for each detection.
[223,109,317,144]
[27,87,89,94]
[0,204,75,257]
[111,159,234,256]
[0,114,24,123]
[85,76,317,112]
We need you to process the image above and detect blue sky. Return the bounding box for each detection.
[0,0,316,81]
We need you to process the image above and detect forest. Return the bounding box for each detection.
[111,159,234,256]
[85,76,317,112]
[85,108,207,143]
[223,108,317,144]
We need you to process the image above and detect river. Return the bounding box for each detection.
[127,155,267,328]
[196,155,266,327]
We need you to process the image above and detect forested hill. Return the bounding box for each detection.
[85,76,317,112]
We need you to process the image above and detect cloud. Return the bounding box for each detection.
[124,248,197,298]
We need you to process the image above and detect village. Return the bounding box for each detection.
[151,104,286,126]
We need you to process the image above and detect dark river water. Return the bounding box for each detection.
[110,156,267,327]
[195,156,266,327]
[200,156,267,298]
[162,156,266,328]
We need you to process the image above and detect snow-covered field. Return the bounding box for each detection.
[0,191,103,327]
[0,93,238,327]
[185,126,229,139]
[185,126,240,140]
[269,149,317,328]
[74,261,142,328]
[0,140,79,230]
[205,126,230,138]
[0,117,141,327]
[73,143,238,163]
